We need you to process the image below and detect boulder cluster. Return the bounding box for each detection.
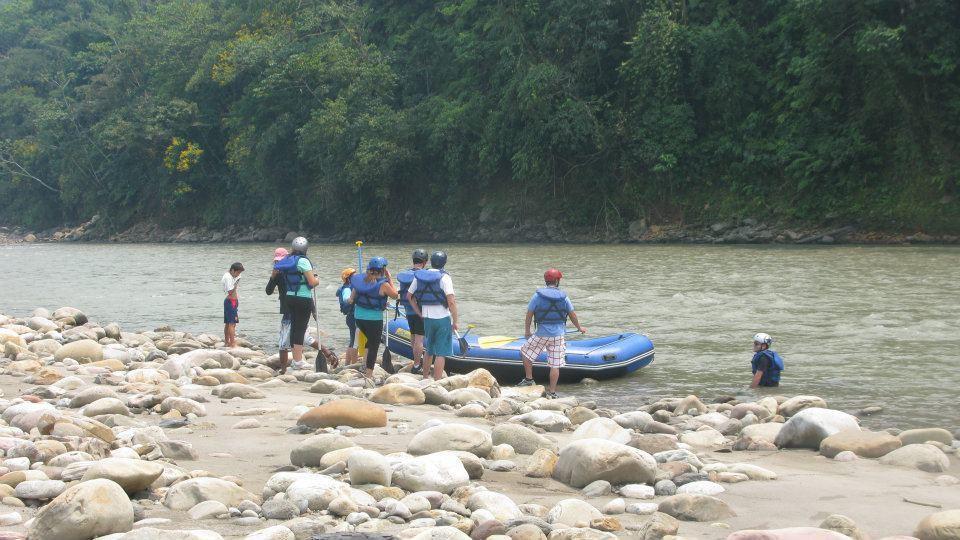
[1,307,958,540]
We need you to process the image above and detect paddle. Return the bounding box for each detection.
[380,264,396,374]
[478,328,583,348]
[454,325,473,355]
[310,285,327,373]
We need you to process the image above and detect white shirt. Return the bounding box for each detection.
[408,269,454,319]
[221,272,238,297]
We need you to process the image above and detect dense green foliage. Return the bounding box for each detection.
[1,0,958,234]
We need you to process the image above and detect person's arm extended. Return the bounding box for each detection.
[447,294,458,331]
[266,272,278,295]
[751,370,764,388]
[568,311,587,333]
[305,270,319,288]
[407,291,422,318]
[382,281,399,300]
[524,311,534,339]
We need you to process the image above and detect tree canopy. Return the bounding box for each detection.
[1,0,958,234]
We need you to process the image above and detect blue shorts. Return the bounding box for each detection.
[224,298,239,324]
[424,316,453,357]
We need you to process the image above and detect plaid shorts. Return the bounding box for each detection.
[520,334,566,368]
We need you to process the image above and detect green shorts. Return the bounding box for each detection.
[424,316,453,357]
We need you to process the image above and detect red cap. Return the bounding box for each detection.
[544,268,563,282]
[273,247,289,262]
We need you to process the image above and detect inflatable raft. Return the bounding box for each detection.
[384,318,654,383]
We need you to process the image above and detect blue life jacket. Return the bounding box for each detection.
[274,255,310,294]
[350,273,387,311]
[533,287,569,325]
[413,269,448,308]
[396,268,418,313]
[335,284,352,315]
[752,350,784,386]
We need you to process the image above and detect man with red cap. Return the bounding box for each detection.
[516,268,586,398]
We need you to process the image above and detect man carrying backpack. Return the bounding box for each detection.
[396,249,428,374]
[407,251,458,380]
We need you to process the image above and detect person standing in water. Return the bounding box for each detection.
[221,262,244,348]
[349,256,399,377]
[750,332,784,388]
[517,268,586,399]
[396,249,428,374]
[407,251,458,380]
[273,237,319,370]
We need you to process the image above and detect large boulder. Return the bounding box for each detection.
[777,396,827,417]
[611,411,654,430]
[408,424,493,457]
[80,458,164,494]
[915,510,960,540]
[212,383,265,399]
[391,453,470,494]
[290,434,356,467]
[370,384,426,405]
[546,499,602,527]
[774,408,859,449]
[510,411,571,432]
[657,494,735,522]
[163,477,259,510]
[819,430,902,458]
[53,307,88,324]
[83,397,131,417]
[348,450,392,486]
[492,423,558,455]
[28,479,133,539]
[879,444,951,473]
[54,339,103,363]
[740,423,783,443]
[728,528,854,540]
[297,399,387,429]
[553,439,657,488]
[570,417,631,444]
[160,397,207,417]
[467,490,522,521]
[898,428,954,446]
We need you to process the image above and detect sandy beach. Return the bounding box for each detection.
[1,307,959,540]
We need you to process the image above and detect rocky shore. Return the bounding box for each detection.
[1,307,959,540]
[2,216,957,246]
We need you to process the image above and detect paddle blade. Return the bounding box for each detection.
[381,348,395,374]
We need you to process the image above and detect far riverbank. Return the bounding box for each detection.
[1,216,958,246]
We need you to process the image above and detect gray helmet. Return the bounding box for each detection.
[430,250,447,269]
[291,236,309,253]
[412,248,428,263]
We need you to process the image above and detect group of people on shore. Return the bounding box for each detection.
[221,237,784,396]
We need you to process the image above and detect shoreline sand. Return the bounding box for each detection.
[1,307,959,539]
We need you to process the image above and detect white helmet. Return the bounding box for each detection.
[291,236,309,253]
[753,332,773,345]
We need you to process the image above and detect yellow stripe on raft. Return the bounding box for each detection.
[477,335,520,348]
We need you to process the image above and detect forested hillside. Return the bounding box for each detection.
[1,0,958,237]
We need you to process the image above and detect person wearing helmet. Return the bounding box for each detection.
[273,237,320,369]
[349,256,399,377]
[396,249,428,374]
[336,268,358,365]
[221,262,245,348]
[267,247,327,374]
[407,251,458,380]
[517,268,586,399]
[750,332,784,388]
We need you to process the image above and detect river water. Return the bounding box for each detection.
[1,243,958,429]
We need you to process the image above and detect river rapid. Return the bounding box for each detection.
[1,242,958,430]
